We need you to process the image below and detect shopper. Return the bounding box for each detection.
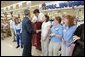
[49,16,63,56]
[72,24,84,56]
[14,17,22,48]
[32,9,45,22]
[1,19,5,40]
[9,14,16,42]
[22,9,36,56]
[1,19,9,39]
[32,9,45,50]
[61,15,77,56]
[41,15,51,56]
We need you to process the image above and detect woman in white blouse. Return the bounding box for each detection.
[41,15,51,56]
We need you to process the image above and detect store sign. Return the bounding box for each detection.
[41,2,60,10]
[40,1,84,10]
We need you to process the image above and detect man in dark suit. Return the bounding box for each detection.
[72,24,84,56]
[22,9,36,56]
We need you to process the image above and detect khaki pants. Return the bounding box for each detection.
[10,28,16,40]
[41,37,50,56]
[49,41,61,56]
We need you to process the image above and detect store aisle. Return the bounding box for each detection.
[1,37,41,56]
[1,37,23,56]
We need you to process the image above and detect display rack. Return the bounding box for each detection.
[1,1,31,20]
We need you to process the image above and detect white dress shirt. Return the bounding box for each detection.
[41,21,51,39]
[32,13,45,22]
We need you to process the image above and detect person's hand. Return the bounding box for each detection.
[36,30,40,33]
[50,33,55,36]
[73,36,80,42]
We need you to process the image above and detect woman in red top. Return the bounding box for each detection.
[32,9,45,50]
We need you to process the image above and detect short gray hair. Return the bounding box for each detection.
[24,9,30,15]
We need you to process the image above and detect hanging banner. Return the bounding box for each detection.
[39,1,84,10]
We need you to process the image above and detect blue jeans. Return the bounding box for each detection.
[16,33,23,46]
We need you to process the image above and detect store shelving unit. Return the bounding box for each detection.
[1,1,31,20]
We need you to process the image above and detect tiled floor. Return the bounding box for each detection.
[1,37,41,56]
